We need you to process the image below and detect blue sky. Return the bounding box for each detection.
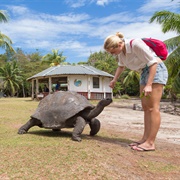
[0,0,179,64]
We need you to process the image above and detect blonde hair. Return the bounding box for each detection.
[104,32,124,51]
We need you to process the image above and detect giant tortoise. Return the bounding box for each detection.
[18,91,112,141]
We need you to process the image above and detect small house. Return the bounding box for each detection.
[27,65,114,100]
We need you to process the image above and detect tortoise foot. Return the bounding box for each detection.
[18,128,27,134]
[72,136,82,142]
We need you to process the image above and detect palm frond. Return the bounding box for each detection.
[172,72,180,93]
[123,71,140,86]
[0,10,9,23]
[164,35,180,51]
[150,11,180,34]
[0,32,15,53]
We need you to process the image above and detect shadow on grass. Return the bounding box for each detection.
[27,129,131,147]
[88,135,131,147]
[28,129,72,139]
[24,99,36,102]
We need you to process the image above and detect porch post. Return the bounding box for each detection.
[31,80,34,99]
[111,78,113,99]
[49,77,52,93]
[102,77,106,99]
[87,76,91,99]
[35,78,39,98]
[67,75,69,91]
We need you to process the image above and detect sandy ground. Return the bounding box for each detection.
[97,99,180,145]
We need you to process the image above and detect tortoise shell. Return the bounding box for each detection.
[31,91,94,128]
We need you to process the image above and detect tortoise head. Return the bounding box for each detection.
[99,98,112,107]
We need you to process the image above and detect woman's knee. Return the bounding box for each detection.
[142,105,160,113]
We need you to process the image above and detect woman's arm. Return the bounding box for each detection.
[109,66,125,88]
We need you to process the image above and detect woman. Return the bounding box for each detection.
[104,32,168,151]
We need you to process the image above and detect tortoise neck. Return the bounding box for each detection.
[86,102,104,120]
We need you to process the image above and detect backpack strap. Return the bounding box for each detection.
[130,39,134,48]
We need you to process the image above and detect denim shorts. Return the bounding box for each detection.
[140,63,168,85]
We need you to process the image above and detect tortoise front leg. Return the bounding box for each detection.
[18,118,42,134]
[89,118,101,136]
[72,116,86,142]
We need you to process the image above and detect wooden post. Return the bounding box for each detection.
[36,79,39,98]
[87,76,91,99]
[49,77,52,93]
[32,80,34,99]
[102,77,106,99]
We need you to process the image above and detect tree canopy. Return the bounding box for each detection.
[150,10,180,96]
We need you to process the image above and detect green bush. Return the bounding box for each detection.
[121,94,130,99]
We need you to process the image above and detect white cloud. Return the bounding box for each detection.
[64,0,121,8]
[92,12,150,25]
[139,0,180,13]
[65,0,87,8]
[49,13,90,23]
[6,5,29,15]
[96,0,121,6]
[96,0,108,6]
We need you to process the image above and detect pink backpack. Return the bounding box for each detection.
[130,38,168,60]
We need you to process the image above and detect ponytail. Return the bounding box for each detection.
[115,32,124,39]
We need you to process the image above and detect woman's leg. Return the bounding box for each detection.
[139,85,151,142]
[129,85,151,146]
[132,83,163,151]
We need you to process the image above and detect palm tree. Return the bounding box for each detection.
[0,32,15,53]
[150,11,180,96]
[41,49,66,66]
[122,69,140,95]
[0,10,15,53]
[0,10,9,23]
[0,61,23,96]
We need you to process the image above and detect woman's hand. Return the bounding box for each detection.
[109,66,124,89]
[143,85,152,97]
[109,80,116,89]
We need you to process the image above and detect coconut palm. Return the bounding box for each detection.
[41,49,66,66]
[150,10,180,95]
[0,10,9,23]
[0,61,23,96]
[0,10,15,53]
[0,32,15,53]
[122,69,140,95]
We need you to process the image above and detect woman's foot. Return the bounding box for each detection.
[131,142,155,151]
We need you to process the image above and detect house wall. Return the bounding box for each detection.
[68,75,88,92]
[68,75,112,93]
[103,77,112,93]
[90,76,112,93]
[68,75,113,99]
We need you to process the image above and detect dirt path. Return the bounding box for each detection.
[98,99,180,145]
[94,99,180,179]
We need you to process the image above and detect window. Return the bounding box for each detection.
[93,77,99,88]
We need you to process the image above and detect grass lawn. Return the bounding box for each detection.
[0,97,179,180]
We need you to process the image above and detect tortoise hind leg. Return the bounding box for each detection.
[89,118,101,136]
[18,118,42,134]
[72,116,86,142]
